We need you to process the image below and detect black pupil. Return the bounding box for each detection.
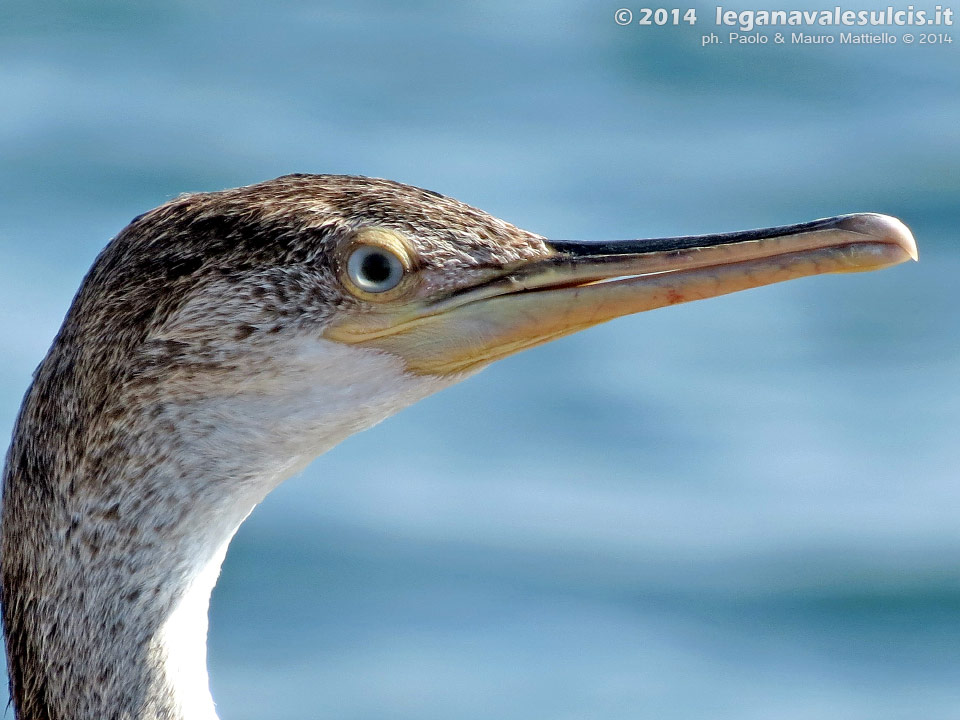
[360,251,393,284]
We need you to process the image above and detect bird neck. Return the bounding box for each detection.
[3,432,263,720]
[2,336,455,720]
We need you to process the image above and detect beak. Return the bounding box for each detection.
[325,213,917,377]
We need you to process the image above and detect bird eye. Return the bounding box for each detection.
[346,245,406,293]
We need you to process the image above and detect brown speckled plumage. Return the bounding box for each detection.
[1,175,549,720]
[2,173,915,720]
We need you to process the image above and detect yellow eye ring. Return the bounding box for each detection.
[337,228,418,302]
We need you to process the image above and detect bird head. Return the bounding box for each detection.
[51,173,916,476]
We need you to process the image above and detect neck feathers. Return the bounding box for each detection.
[1,314,449,720]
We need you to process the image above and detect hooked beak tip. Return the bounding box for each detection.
[837,213,918,263]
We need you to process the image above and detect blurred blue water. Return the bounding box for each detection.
[1,1,958,718]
